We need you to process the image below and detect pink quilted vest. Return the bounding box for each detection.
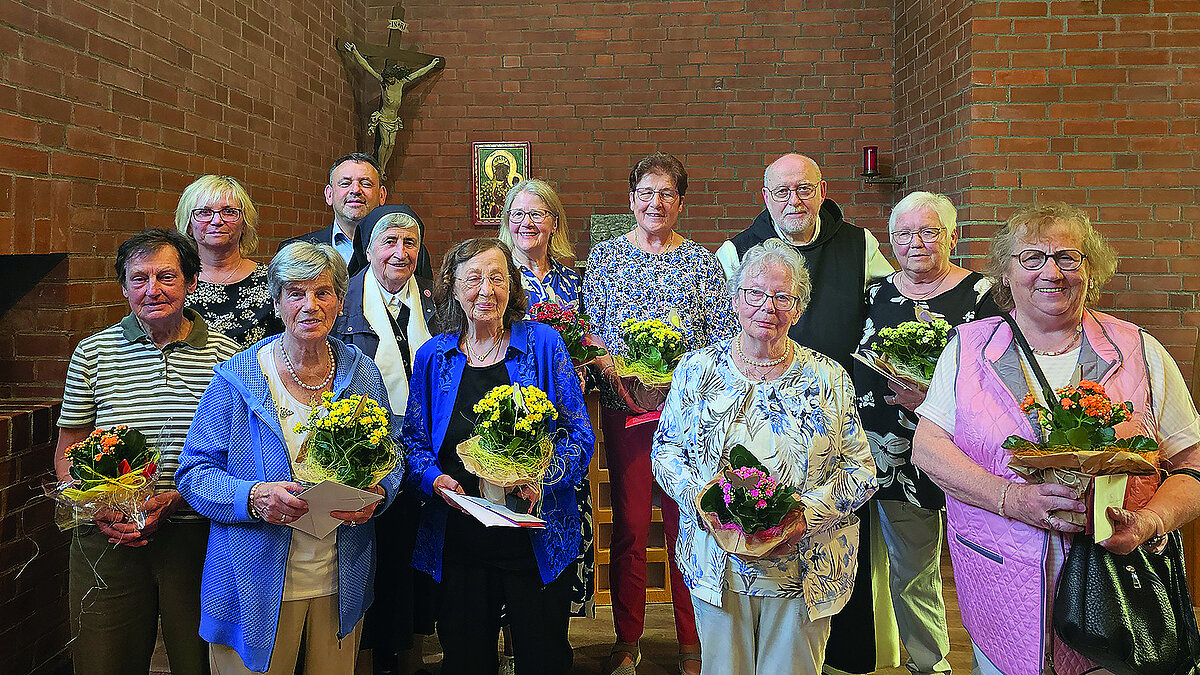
[948,311,1154,675]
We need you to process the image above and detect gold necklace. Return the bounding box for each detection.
[464,330,505,363]
[1031,325,1083,356]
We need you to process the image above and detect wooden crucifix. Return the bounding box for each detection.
[339,4,443,178]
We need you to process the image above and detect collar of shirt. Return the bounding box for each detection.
[119,308,209,350]
[331,227,354,265]
[772,220,820,247]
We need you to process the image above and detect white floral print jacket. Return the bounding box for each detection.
[651,339,878,619]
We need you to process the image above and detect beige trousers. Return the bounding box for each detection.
[209,594,362,675]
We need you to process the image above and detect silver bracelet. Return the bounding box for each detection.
[998,482,1013,519]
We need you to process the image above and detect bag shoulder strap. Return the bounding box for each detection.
[1001,313,1058,405]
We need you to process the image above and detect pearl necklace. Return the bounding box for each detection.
[278,340,335,391]
[735,333,788,367]
[1031,325,1083,357]
[464,330,505,363]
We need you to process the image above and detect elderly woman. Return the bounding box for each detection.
[849,192,999,675]
[912,203,1200,675]
[651,240,878,674]
[176,242,402,674]
[582,152,736,675]
[176,174,284,346]
[497,178,596,622]
[333,205,436,675]
[55,229,241,675]
[403,238,594,675]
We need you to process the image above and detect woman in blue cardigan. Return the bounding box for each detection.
[177,242,403,674]
[403,238,594,675]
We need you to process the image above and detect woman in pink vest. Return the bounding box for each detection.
[911,203,1200,675]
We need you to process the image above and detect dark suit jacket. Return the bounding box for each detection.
[332,268,437,360]
[279,224,370,277]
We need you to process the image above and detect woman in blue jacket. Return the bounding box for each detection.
[403,238,594,675]
[177,242,403,674]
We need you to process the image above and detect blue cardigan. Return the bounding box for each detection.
[402,320,595,584]
[176,336,403,673]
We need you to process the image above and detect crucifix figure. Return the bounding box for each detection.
[343,42,440,178]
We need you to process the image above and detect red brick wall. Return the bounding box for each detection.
[0,0,371,396]
[893,0,1199,376]
[370,0,900,260]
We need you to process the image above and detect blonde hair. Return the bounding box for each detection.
[986,203,1117,312]
[497,179,575,261]
[174,175,259,256]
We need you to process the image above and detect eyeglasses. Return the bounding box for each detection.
[765,184,819,202]
[632,187,680,204]
[891,228,944,246]
[1011,249,1086,272]
[457,273,509,290]
[191,207,243,223]
[739,288,800,312]
[507,209,555,225]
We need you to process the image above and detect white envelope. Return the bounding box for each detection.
[288,480,383,539]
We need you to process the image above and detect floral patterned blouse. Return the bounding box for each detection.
[853,271,998,508]
[520,259,582,313]
[650,340,878,619]
[186,264,283,348]
[583,235,736,366]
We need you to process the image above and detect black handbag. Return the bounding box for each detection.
[1053,530,1200,675]
[998,314,1200,675]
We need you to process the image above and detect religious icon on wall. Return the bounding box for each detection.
[473,141,530,227]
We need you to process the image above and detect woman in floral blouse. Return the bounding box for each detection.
[850,192,999,675]
[652,240,877,675]
[582,152,736,675]
[176,175,283,346]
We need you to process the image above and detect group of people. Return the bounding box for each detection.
[55,149,1200,675]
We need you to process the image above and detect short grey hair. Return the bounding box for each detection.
[889,191,958,237]
[268,242,350,301]
[728,239,812,315]
[369,212,422,250]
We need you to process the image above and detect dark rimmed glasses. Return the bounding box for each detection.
[739,287,800,312]
[507,209,555,225]
[191,207,243,223]
[766,184,818,202]
[1011,249,1086,272]
[891,228,943,246]
[632,187,680,204]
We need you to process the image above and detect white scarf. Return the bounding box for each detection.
[363,271,430,415]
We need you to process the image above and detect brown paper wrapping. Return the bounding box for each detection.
[692,478,806,560]
[1007,447,1160,528]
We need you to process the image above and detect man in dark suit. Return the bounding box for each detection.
[279,153,434,278]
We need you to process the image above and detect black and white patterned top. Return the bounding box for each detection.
[187,264,283,348]
[853,271,999,509]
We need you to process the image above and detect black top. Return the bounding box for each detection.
[185,264,284,348]
[438,360,536,570]
[730,200,867,373]
[852,271,1001,508]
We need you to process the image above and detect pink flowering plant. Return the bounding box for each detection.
[698,445,802,538]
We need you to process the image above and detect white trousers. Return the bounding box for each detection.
[209,594,362,675]
[693,588,833,675]
[877,500,953,675]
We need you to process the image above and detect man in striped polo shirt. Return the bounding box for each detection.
[55,229,240,675]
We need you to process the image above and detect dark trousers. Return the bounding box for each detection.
[437,561,573,675]
[69,521,209,675]
[600,407,699,646]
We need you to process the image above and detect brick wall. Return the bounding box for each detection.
[893,0,1199,376]
[0,0,371,396]
[370,0,901,259]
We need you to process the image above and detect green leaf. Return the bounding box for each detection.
[1064,426,1093,449]
[727,445,767,472]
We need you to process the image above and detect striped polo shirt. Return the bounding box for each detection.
[58,309,241,521]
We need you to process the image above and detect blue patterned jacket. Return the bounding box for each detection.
[176,336,403,673]
[402,320,594,584]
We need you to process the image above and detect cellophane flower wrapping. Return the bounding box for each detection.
[695,444,806,559]
[46,425,160,531]
[1004,380,1159,528]
[868,317,952,388]
[293,392,398,489]
[611,316,685,411]
[530,301,606,368]
[457,384,559,488]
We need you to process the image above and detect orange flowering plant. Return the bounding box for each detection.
[1002,381,1157,453]
[48,425,160,530]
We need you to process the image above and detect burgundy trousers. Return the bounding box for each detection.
[601,406,699,646]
